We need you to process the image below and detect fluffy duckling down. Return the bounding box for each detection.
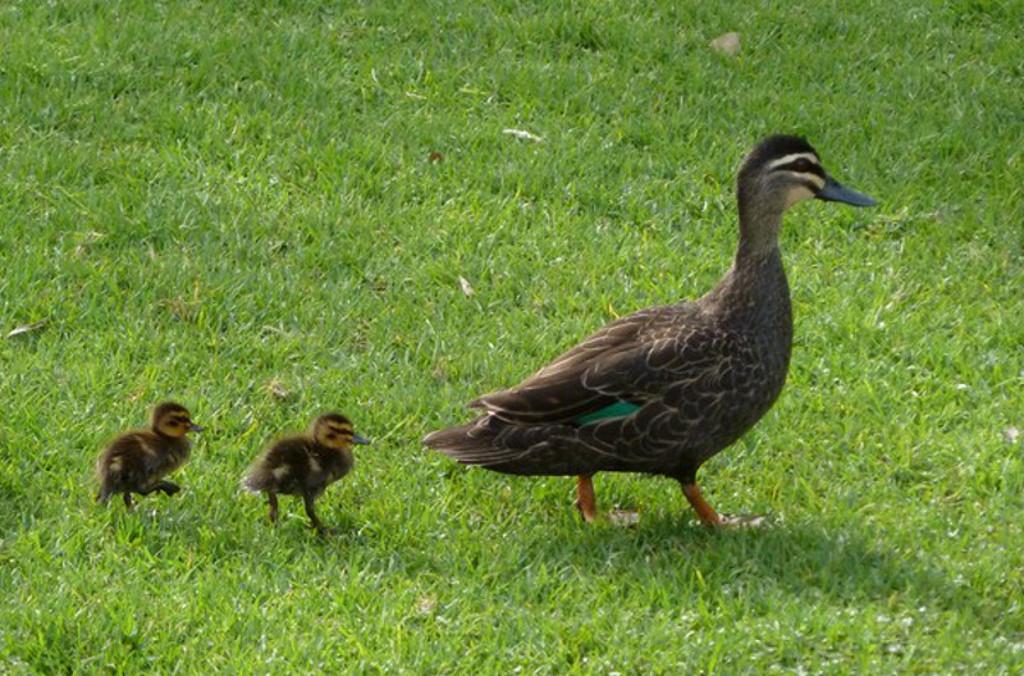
[242,413,370,535]
[95,401,203,509]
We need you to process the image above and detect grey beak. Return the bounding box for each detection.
[189,423,205,433]
[353,433,371,445]
[816,175,877,207]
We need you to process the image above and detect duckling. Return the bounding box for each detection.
[95,401,203,509]
[424,135,876,527]
[242,413,370,535]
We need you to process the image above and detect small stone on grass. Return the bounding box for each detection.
[710,32,741,56]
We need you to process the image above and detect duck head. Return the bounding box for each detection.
[736,135,876,253]
[311,412,371,450]
[151,401,203,438]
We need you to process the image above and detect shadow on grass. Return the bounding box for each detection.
[513,511,979,619]
[64,481,996,630]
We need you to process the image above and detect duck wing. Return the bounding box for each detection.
[425,303,763,474]
[469,302,730,425]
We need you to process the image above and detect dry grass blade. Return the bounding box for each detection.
[502,128,544,143]
[5,319,48,339]
[265,378,292,401]
[414,596,437,615]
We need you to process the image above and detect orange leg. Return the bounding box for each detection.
[575,475,598,522]
[681,483,723,527]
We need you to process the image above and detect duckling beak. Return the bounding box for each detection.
[816,175,877,207]
[352,433,371,445]
[189,423,205,432]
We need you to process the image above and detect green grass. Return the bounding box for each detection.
[1,0,1022,671]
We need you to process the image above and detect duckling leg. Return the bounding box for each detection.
[122,492,134,510]
[680,483,723,527]
[302,493,327,535]
[156,480,180,496]
[138,481,180,497]
[575,474,598,522]
[266,492,279,524]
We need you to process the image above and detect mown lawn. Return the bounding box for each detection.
[1,0,1022,671]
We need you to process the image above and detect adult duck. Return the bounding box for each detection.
[424,135,875,526]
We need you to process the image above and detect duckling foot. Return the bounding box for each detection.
[154,481,181,497]
[137,481,180,498]
[574,475,599,523]
[303,494,329,537]
[122,493,134,510]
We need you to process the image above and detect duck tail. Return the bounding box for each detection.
[95,461,114,504]
[424,422,487,459]
[423,415,528,468]
[241,466,272,494]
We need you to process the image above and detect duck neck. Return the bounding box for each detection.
[737,194,783,258]
[704,209,791,339]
